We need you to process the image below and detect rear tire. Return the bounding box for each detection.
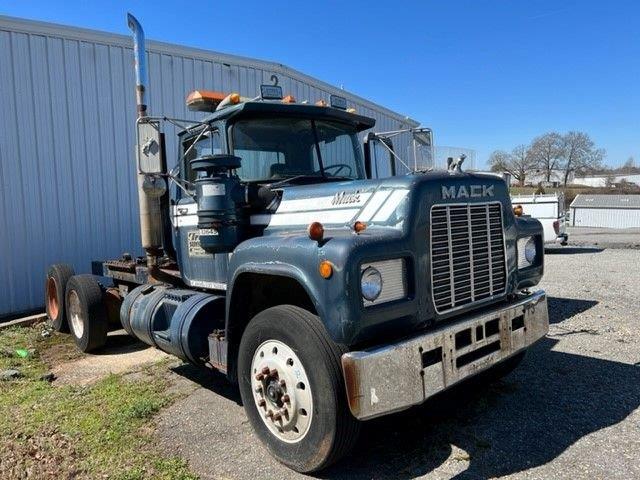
[237,305,359,473]
[65,275,108,352]
[45,264,75,332]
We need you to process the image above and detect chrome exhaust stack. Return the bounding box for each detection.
[127,13,148,119]
[127,13,165,275]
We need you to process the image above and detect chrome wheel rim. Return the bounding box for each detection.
[68,290,84,339]
[251,340,313,443]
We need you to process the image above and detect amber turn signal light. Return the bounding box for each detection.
[282,95,296,103]
[319,260,333,279]
[513,205,523,217]
[308,222,324,241]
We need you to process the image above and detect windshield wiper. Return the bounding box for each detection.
[268,174,326,188]
[322,175,354,181]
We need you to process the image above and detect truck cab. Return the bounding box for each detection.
[43,13,549,475]
[171,100,374,291]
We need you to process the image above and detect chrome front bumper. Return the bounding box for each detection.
[341,290,548,420]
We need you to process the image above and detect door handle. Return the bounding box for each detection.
[177,207,188,215]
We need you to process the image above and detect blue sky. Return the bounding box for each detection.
[2,0,638,169]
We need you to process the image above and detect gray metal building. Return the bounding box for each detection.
[0,15,420,317]
[570,194,640,228]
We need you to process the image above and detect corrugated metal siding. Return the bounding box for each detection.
[571,207,640,228]
[0,15,418,316]
[570,194,640,209]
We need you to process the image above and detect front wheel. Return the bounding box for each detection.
[237,305,359,473]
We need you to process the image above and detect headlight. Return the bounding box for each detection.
[361,267,383,301]
[360,259,408,306]
[517,236,537,269]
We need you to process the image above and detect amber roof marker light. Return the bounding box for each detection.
[186,90,227,112]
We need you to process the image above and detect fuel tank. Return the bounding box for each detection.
[120,284,224,364]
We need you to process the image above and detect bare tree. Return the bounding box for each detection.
[489,145,536,186]
[621,156,638,174]
[562,131,605,186]
[623,156,635,168]
[529,132,564,183]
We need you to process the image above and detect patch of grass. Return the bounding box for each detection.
[0,324,198,479]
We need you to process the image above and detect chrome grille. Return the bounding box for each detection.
[430,202,506,313]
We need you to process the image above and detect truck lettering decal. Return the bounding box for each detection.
[442,185,495,199]
[442,186,457,199]
[483,185,495,197]
[331,190,361,206]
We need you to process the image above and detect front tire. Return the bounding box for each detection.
[65,275,108,352]
[237,305,359,472]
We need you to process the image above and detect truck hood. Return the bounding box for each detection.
[252,171,509,234]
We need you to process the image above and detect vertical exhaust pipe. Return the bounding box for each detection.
[127,13,148,119]
[127,13,164,277]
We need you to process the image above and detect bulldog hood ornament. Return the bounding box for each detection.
[447,154,466,173]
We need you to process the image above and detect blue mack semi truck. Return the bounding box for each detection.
[43,14,549,473]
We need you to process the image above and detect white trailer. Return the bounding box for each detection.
[511,193,569,245]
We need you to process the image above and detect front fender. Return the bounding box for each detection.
[226,228,417,347]
[226,234,329,334]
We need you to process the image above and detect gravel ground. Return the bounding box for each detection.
[564,226,640,249]
[157,249,640,480]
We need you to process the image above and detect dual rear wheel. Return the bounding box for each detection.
[45,264,74,332]
[45,265,108,352]
[65,275,108,352]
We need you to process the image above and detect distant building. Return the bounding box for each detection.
[572,174,640,188]
[506,169,571,187]
[526,169,570,186]
[570,194,640,228]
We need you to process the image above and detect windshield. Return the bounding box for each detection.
[231,118,364,182]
